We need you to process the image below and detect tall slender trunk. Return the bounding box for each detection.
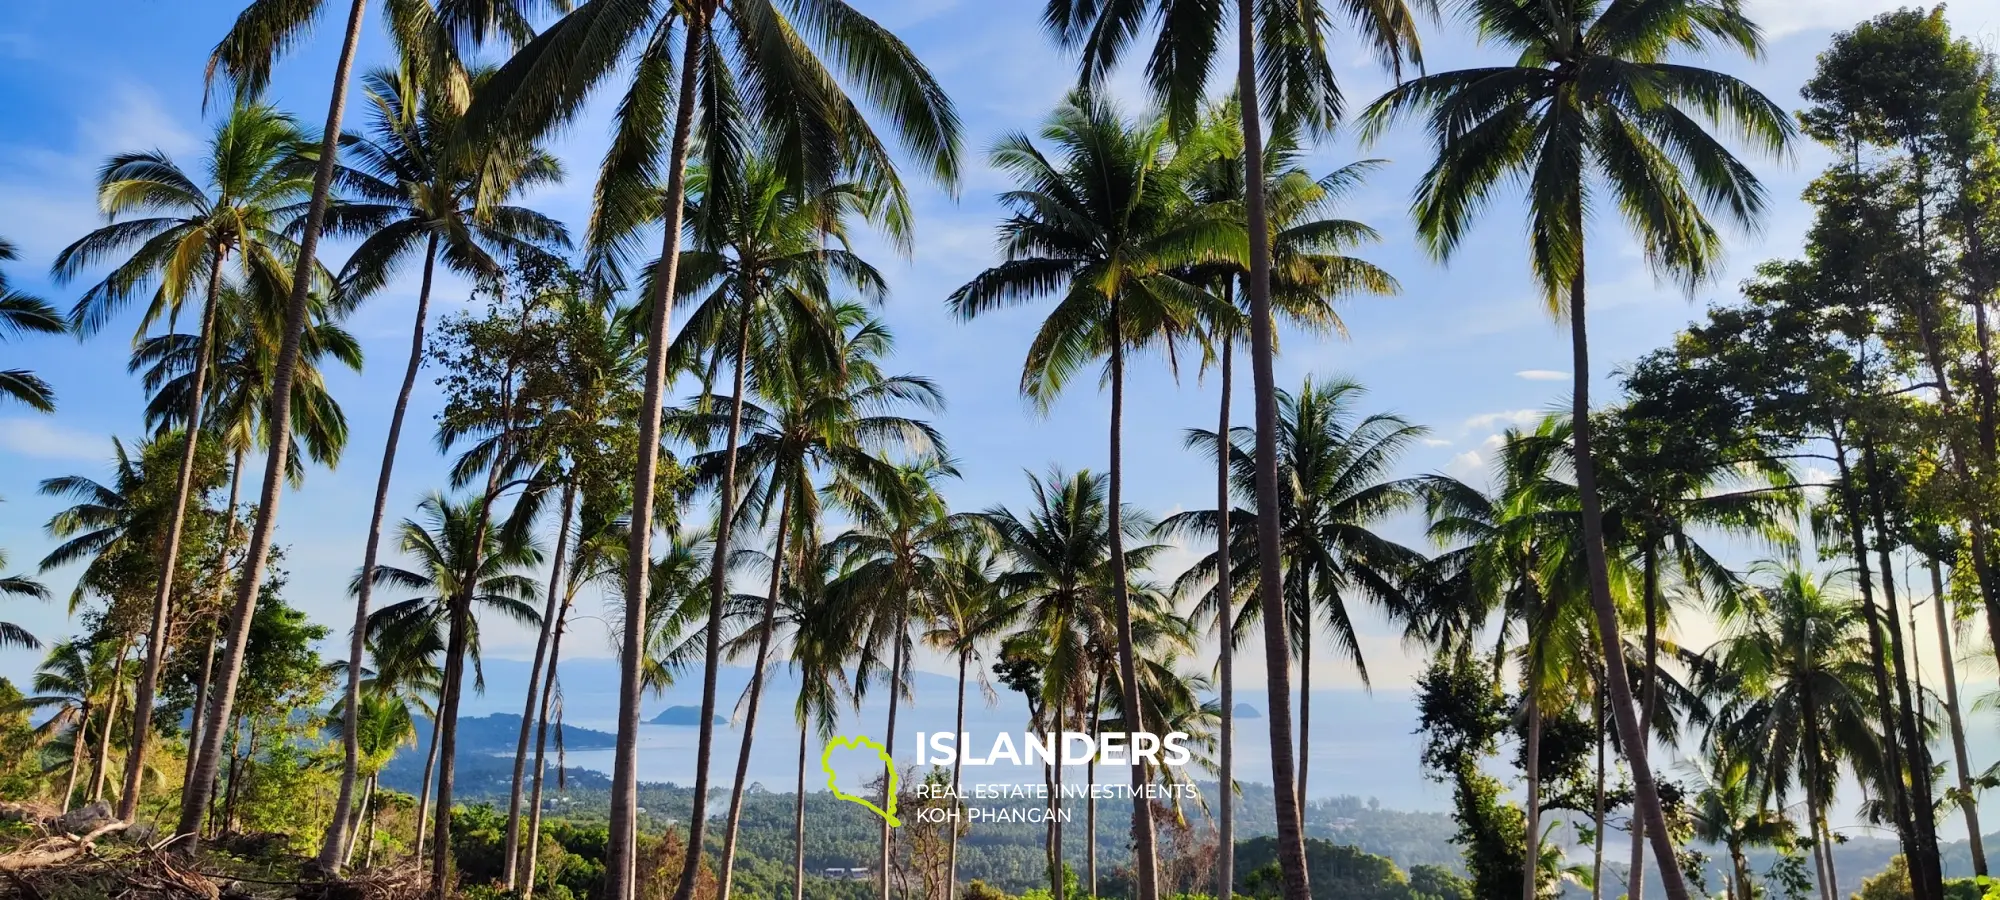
[1591,679,1605,900]
[505,476,576,888]
[1566,261,1688,900]
[183,448,240,798]
[1296,627,1310,812]
[1932,556,1986,875]
[177,0,369,851]
[879,606,908,900]
[616,6,705,897]
[362,774,381,870]
[1801,661,1832,900]
[718,485,794,898]
[1831,436,1919,871]
[324,233,439,870]
[1215,333,1235,900]
[222,720,255,835]
[429,597,471,897]
[61,704,87,814]
[122,254,227,821]
[1234,5,1306,896]
[343,772,375,870]
[1864,441,1943,900]
[1629,548,1659,900]
[90,643,127,803]
[1087,666,1104,900]
[1051,701,1065,900]
[794,722,809,900]
[524,576,573,900]
[948,651,968,900]
[415,707,441,866]
[677,300,754,900]
[1522,667,1542,900]
[1105,291,1158,900]
[1820,814,1840,899]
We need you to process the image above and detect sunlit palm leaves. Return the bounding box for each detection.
[0,237,64,412]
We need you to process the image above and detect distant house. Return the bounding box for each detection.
[846,867,872,881]
[823,868,846,879]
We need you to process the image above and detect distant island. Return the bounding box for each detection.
[414,713,619,753]
[650,705,726,726]
[1234,703,1262,718]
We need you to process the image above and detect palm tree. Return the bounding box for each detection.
[1171,107,1399,892]
[702,301,941,898]
[478,7,961,893]
[1684,750,1795,900]
[361,492,543,888]
[0,236,64,411]
[948,92,1232,897]
[923,534,1008,900]
[1360,5,1794,896]
[324,689,418,869]
[1166,377,1429,804]
[50,102,320,822]
[982,467,1168,898]
[0,543,47,651]
[22,640,120,812]
[1698,563,1880,900]
[1046,0,1437,885]
[321,63,570,870]
[779,541,860,900]
[658,156,894,900]
[828,456,968,900]
[181,0,529,844]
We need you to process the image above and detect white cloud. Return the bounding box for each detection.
[1458,409,1543,435]
[1444,450,1485,482]
[1748,0,2000,39]
[0,418,106,461]
[1420,438,1452,448]
[1514,369,1569,382]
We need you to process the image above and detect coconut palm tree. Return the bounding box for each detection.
[0,237,64,412]
[1697,563,1880,900]
[948,92,1235,896]
[1165,377,1428,804]
[321,62,571,869]
[654,157,894,899]
[324,689,418,869]
[360,492,543,887]
[1047,0,1436,885]
[1359,5,1794,895]
[21,640,120,812]
[923,533,1008,900]
[1684,749,1795,900]
[701,301,941,897]
[981,467,1169,898]
[0,544,47,651]
[477,8,960,893]
[827,456,968,900]
[50,102,322,821]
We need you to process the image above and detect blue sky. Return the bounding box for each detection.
[2,0,1996,708]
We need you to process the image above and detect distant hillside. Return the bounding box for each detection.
[650,705,725,726]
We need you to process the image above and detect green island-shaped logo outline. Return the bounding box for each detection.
[821,735,901,827]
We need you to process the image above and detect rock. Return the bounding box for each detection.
[54,800,114,836]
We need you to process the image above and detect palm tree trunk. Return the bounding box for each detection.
[1802,679,1832,900]
[121,253,226,822]
[1591,679,1605,900]
[505,476,575,888]
[1087,665,1104,900]
[1863,441,1944,900]
[223,720,255,835]
[177,0,369,852]
[1522,669,1542,900]
[1296,627,1310,812]
[880,607,908,900]
[428,601,471,898]
[1820,815,1839,899]
[613,0,705,892]
[1566,262,1689,900]
[1931,556,1986,875]
[90,642,126,803]
[324,232,439,871]
[783,719,806,900]
[343,771,375,870]
[362,774,381,870]
[948,651,968,900]
[415,710,441,866]
[1215,333,1235,900]
[525,567,578,900]
[1105,293,1158,900]
[677,298,754,900]
[61,706,86,814]
[1831,435,1920,876]
[718,486,794,899]
[1051,700,1065,900]
[184,448,241,798]
[1630,548,1659,900]
[1234,4,1306,896]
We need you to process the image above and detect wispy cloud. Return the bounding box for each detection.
[0,418,106,461]
[1458,409,1543,435]
[1514,369,1568,382]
